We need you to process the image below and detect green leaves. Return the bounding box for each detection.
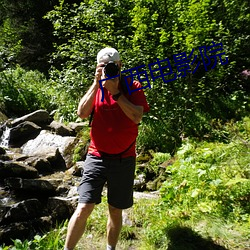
[160,121,250,221]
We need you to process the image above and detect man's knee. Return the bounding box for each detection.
[108,204,122,218]
[74,203,95,220]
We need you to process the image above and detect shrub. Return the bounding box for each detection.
[0,66,55,116]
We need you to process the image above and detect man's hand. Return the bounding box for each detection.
[95,63,105,83]
[102,76,120,95]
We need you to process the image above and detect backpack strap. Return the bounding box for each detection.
[88,107,95,127]
[88,76,130,127]
[98,139,136,159]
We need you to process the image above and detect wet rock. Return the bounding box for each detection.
[0,222,32,245]
[32,216,53,233]
[25,157,53,174]
[134,173,146,191]
[47,197,76,221]
[1,199,42,224]
[4,178,59,196]
[11,109,51,127]
[49,120,74,136]
[44,148,66,170]
[0,161,38,179]
[68,121,88,133]
[0,111,8,125]
[0,147,6,155]
[21,130,77,168]
[66,162,84,177]
[9,121,41,147]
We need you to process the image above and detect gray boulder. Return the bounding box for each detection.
[9,121,41,147]
[21,130,77,168]
[11,109,51,127]
[4,178,59,196]
[49,120,74,136]
[1,199,42,224]
[0,161,38,179]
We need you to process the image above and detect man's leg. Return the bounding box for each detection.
[107,204,123,249]
[64,203,95,250]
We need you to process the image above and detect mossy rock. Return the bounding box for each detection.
[0,111,8,124]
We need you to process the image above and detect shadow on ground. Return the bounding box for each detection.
[166,226,228,250]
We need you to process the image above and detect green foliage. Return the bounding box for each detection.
[1,118,249,249]
[160,117,250,221]
[0,0,57,72]
[72,127,90,163]
[0,18,23,70]
[0,0,249,151]
[0,66,55,116]
[0,221,67,250]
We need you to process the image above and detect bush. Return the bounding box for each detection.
[0,66,55,116]
[160,118,250,221]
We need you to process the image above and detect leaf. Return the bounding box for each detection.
[225,178,249,186]
[191,188,200,198]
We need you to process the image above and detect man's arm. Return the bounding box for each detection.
[102,77,144,124]
[77,81,98,119]
[116,95,143,124]
[77,64,103,119]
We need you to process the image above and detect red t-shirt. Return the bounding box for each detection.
[88,80,150,158]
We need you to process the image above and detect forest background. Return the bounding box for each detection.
[0,0,249,153]
[0,0,249,249]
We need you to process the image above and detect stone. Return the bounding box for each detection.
[1,199,42,224]
[49,120,74,136]
[0,222,32,245]
[0,147,6,155]
[32,216,53,233]
[9,121,41,147]
[25,156,53,174]
[68,121,88,133]
[0,111,8,125]
[47,197,76,221]
[4,178,58,196]
[0,161,38,179]
[134,173,146,191]
[21,130,77,168]
[11,109,51,127]
[66,161,84,177]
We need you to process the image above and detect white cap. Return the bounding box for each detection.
[97,47,120,63]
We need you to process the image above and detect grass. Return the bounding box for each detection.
[1,117,250,249]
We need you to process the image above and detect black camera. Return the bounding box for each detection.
[103,61,119,77]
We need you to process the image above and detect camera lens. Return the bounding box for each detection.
[104,62,119,77]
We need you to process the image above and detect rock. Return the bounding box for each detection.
[4,178,58,196]
[21,130,77,168]
[49,121,74,136]
[134,173,146,191]
[1,199,42,224]
[0,111,8,125]
[67,186,78,198]
[25,156,53,174]
[32,216,53,233]
[68,121,88,133]
[0,161,38,179]
[45,148,67,170]
[0,222,32,245]
[11,109,51,127]
[66,161,84,177]
[0,147,6,155]
[47,197,76,221]
[9,121,41,147]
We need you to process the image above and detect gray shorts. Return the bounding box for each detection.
[77,154,136,209]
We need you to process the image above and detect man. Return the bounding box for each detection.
[64,47,150,250]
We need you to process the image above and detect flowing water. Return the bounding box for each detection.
[0,126,10,148]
